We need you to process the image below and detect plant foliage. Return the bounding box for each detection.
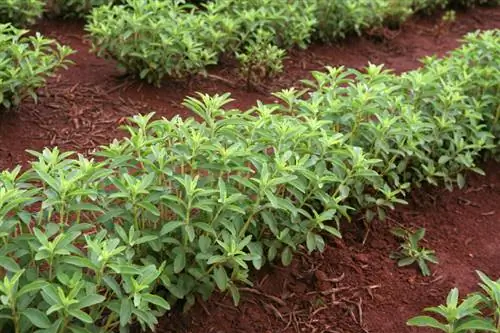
[390,227,438,276]
[0,0,44,26]
[408,271,500,332]
[0,24,74,111]
[0,30,498,331]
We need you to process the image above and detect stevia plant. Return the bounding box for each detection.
[209,0,317,50]
[390,227,438,276]
[0,0,44,26]
[0,24,74,111]
[87,0,230,85]
[407,271,500,332]
[236,29,286,88]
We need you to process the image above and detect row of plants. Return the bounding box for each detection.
[0,29,498,332]
[2,0,498,88]
[85,0,500,86]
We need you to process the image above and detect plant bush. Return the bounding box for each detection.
[87,0,233,85]
[313,0,388,41]
[236,29,286,88]
[0,0,43,26]
[87,0,316,85]
[0,24,74,111]
[0,30,497,331]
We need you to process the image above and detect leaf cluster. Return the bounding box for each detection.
[0,30,497,331]
[0,23,74,111]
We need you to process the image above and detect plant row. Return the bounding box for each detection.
[85,0,500,86]
[0,29,498,332]
[1,1,498,88]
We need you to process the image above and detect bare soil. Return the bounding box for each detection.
[0,6,499,333]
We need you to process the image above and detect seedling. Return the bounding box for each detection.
[390,227,438,276]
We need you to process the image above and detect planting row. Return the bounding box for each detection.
[0,29,498,332]
[1,0,499,100]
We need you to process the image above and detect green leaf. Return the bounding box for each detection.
[174,251,186,273]
[229,284,240,306]
[322,225,342,238]
[398,257,416,267]
[0,256,21,272]
[22,308,51,328]
[213,266,228,291]
[160,221,184,236]
[78,294,106,309]
[120,298,133,327]
[18,280,49,297]
[306,231,316,253]
[142,294,170,310]
[67,308,93,324]
[455,319,497,332]
[407,316,447,330]
[447,288,459,308]
[457,173,466,189]
[281,246,293,266]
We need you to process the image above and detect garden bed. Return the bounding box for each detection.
[0,5,498,333]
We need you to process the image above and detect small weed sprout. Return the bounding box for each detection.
[390,227,438,276]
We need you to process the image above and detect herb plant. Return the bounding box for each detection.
[87,0,231,85]
[390,227,438,276]
[236,29,286,88]
[0,24,74,111]
[408,271,500,332]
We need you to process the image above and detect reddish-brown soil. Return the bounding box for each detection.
[0,5,499,333]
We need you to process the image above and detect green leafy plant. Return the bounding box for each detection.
[390,227,438,276]
[87,0,232,85]
[407,271,500,332]
[0,23,74,111]
[236,29,285,88]
[0,30,497,331]
[0,0,43,26]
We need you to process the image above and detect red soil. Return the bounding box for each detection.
[0,5,499,333]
